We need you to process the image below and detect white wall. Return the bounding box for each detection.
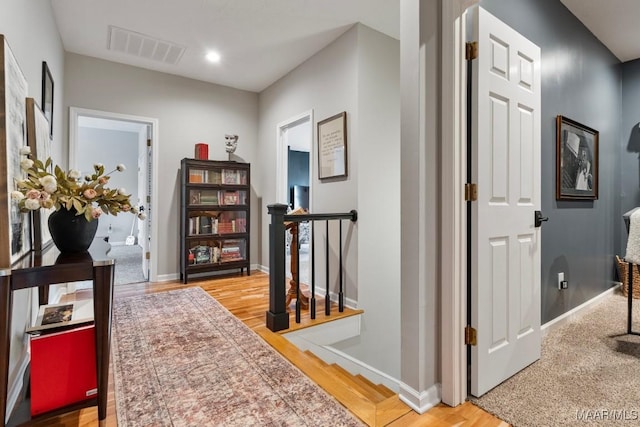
[64,53,259,278]
[77,127,139,243]
[258,24,401,378]
[0,0,65,420]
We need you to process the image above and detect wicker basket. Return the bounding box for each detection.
[615,255,640,299]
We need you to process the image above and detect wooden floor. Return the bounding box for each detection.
[26,271,508,426]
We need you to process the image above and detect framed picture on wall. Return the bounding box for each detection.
[42,61,54,139]
[556,115,599,200]
[317,112,347,180]
[26,97,53,251]
[0,34,32,266]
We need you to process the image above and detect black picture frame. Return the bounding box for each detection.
[317,111,347,180]
[41,61,54,139]
[556,115,599,200]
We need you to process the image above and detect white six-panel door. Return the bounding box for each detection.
[471,7,541,397]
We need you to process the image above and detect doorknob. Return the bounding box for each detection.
[534,210,548,228]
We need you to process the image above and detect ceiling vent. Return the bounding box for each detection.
[108,25,185,65]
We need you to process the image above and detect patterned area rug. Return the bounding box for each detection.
[112,287,363,426]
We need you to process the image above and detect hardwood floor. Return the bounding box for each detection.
[24,271,507,426]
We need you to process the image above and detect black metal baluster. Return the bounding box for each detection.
[295,221,301,324]
[339,220,344,312]
[310,220,316,319]
[325,221,331,316]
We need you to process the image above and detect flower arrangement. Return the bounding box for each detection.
[11,146,146,222]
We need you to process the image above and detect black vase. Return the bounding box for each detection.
[48,208,99,253]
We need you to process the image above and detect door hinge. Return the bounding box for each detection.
[145,251,150,260]
[147,138,152,147]
[146,195,151,203]
[465,183,478,201]
[465,325,477,346]
[466,41,478,60]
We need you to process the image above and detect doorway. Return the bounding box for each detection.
[69,107,159,285]
[277,111,313,288]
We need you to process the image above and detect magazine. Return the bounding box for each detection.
[27,300,94,334]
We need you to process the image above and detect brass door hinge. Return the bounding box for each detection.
[465,325,477,346]
[465,183,478,201]
[145,251,150,260]
[466,41,478,60]
[147,138,152,147]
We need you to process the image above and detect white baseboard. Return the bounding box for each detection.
[398,382,441,414]
[541,284,620,338]
[5,351,29,422]
[156,273,179,282]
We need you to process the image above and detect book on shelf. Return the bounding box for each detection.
[27,300,94,334]
[190,245,212,264]
[222,169,239,185]
[189,169,205,183]
[208,171,222,184]
[200,192,219,205]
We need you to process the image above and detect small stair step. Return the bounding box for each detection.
[354,374,396,399]
[375,395,413,426]
[326,364,390,404]
[303,350,330,367]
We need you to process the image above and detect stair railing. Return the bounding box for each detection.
[266,204,357,332]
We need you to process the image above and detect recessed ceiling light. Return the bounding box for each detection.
[206,51,221,63]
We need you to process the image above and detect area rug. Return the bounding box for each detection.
[472,292,640,426]
[111,287,363,426]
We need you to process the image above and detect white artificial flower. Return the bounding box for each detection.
[118,188,127,195]
[39,175,57,193]
[10,191,24,201]
[137,212,147,220]
[68,169,81,179]
[94,162,103,169]
[19,146,31,155]
[85,175,92,182]
[20,159,34,170]
[116,164,126,172]
[24,198,40,210]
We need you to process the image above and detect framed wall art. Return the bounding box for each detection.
[0,34,31,266]
[41,61,54,139]
[317,111,347,180]
[556,115,599,200]
[26,97,53,251]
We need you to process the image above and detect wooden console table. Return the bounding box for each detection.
[0,240,114,426]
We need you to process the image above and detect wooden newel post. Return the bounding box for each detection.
[266,204,289,332]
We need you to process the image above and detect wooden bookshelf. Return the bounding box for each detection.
[180,159,250,283]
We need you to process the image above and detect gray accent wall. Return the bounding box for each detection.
[621,60,640,257]
[480,0,623,323]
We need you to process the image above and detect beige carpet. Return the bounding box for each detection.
[111,287,363,426]
[472,291,640,426]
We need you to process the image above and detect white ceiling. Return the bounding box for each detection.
[51,0,400,93]
[560,0,640,63]
[50,1,638,94]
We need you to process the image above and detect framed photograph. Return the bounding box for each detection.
[0,34,31,266]
[26,97,53,251]
[41,61,54,139]
[556,115,599,200]
[317,111,347,180]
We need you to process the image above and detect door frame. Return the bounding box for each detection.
[440,0,477,406]
[276,110,314,209]
[69,106,160,282]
